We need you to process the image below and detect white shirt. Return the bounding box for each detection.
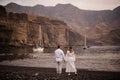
[55,48,65,62]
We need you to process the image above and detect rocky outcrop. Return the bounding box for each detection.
[0,6,28,47]
[27,16,70,47]
[0,5,7,18]
[28,16,84,47]
[0,6,84,48]
[108,29,120,45]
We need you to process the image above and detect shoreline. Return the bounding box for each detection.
[0,53,120,72]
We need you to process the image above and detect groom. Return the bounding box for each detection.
[54,45,65,74]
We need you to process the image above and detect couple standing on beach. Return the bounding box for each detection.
[55,45,77,75]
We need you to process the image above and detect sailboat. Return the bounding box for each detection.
[33,47,44,52]
[83,28,87,49]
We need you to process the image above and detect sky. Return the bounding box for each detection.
[0,0,120,10]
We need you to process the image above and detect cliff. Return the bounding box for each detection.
[5,3,120,45]
[0,6,84,48]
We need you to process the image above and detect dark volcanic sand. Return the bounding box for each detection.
[0,65,120,80]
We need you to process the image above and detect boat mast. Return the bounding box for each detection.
[84,31,87,49]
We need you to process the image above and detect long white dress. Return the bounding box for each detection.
[65,50,77,73]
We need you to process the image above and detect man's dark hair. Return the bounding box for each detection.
[69,46,72,49]
[58,45,60,48]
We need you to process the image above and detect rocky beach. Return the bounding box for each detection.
[0,65,119,80]
[0,52,120,80]
[0,2,120,80]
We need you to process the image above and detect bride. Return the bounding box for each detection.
[65,46,77,75]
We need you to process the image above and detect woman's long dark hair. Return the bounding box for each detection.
[69,46,73,53]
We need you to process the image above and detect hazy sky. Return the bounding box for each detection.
[0,0,120,10]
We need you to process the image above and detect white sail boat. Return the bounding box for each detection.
[83,27,89,49]
[83,31,87,49]
[33,47,44,52]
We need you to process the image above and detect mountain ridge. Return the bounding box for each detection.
[3,3,120,45]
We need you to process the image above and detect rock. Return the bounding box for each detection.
[0,5,7,18]
[0,7,84,49]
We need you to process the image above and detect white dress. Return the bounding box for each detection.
[65,51,77,73]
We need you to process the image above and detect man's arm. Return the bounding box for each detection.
[61,50,66,62]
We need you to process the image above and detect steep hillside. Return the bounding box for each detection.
[0,6,84,48]
[4,3,120,45]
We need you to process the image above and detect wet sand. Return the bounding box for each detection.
[0,53,120,72]
[0,65,120,80]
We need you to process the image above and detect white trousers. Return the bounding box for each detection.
[56,61,62,74]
